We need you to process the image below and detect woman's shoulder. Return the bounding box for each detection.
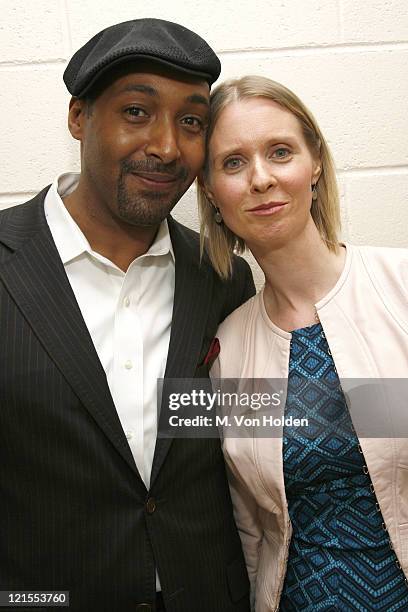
[351,244,408,324]
[355,243,408,261]
[217,290,262,339]
[353,244,408,288]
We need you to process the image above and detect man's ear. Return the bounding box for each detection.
[67,97,88,142]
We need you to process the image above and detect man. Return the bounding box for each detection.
[0,19,254,612]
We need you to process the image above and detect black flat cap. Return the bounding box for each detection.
[63,18,221,97]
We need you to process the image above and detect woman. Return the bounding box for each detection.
[197,76,408,611]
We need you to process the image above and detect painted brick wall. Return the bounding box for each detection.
[2,1,407,284]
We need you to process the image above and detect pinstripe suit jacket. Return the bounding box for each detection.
[0,187,255,612]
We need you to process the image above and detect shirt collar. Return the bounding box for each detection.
[44,173,174,266]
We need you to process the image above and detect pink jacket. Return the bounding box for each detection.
[214,244,408,611]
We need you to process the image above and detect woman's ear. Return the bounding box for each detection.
[312,161,322,185]
[197,171,216,206]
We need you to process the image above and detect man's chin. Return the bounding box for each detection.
[123,218,165,228]
[117,191,182,227]
[117,206,173,228]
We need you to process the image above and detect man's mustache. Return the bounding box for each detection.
[121,159,188,181]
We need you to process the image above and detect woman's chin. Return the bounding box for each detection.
[246,228,290,254]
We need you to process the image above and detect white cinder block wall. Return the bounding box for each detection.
[2,1,407,285]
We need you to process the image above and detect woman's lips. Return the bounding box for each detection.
[248,202,288,216]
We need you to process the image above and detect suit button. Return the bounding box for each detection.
[136,605,152,611]
[146,497,156,514]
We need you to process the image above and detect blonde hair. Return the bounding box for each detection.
[197,75,341,279]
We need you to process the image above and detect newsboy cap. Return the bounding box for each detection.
[63,18,221,97]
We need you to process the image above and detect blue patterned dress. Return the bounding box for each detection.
[279,322,408,611]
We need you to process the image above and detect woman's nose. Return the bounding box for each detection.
[249,159,277,194]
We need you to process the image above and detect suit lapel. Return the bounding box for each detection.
[164,220,213,380]
[0,191,141,481]
[150,219,214,486]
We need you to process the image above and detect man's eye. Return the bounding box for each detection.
[125,107,148,118]
[224,158,243,170]
[181,116,203,131]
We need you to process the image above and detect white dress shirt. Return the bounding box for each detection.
[44,173,175,490]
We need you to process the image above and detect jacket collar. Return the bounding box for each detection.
[0,186,51,252]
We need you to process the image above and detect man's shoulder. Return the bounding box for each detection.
[0,187,51,254]
[0,187,50,225]
[168,217,255,315]
[168,217,250,275]
[167,216,200,249]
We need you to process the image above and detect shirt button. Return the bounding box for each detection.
[123,296,130,307]
[124,360,133,370]
[146,497,156,514]
[126,431,133,441]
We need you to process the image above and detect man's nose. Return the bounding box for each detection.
[144,115,181,164]
[249,159,277,194]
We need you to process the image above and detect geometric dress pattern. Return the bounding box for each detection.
[279,322,408,611]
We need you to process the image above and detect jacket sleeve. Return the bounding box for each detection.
[224,449,263,611]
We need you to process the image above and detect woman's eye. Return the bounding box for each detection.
[125,107,148,118]
[224,158,243,170]
[272,147,291,159]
